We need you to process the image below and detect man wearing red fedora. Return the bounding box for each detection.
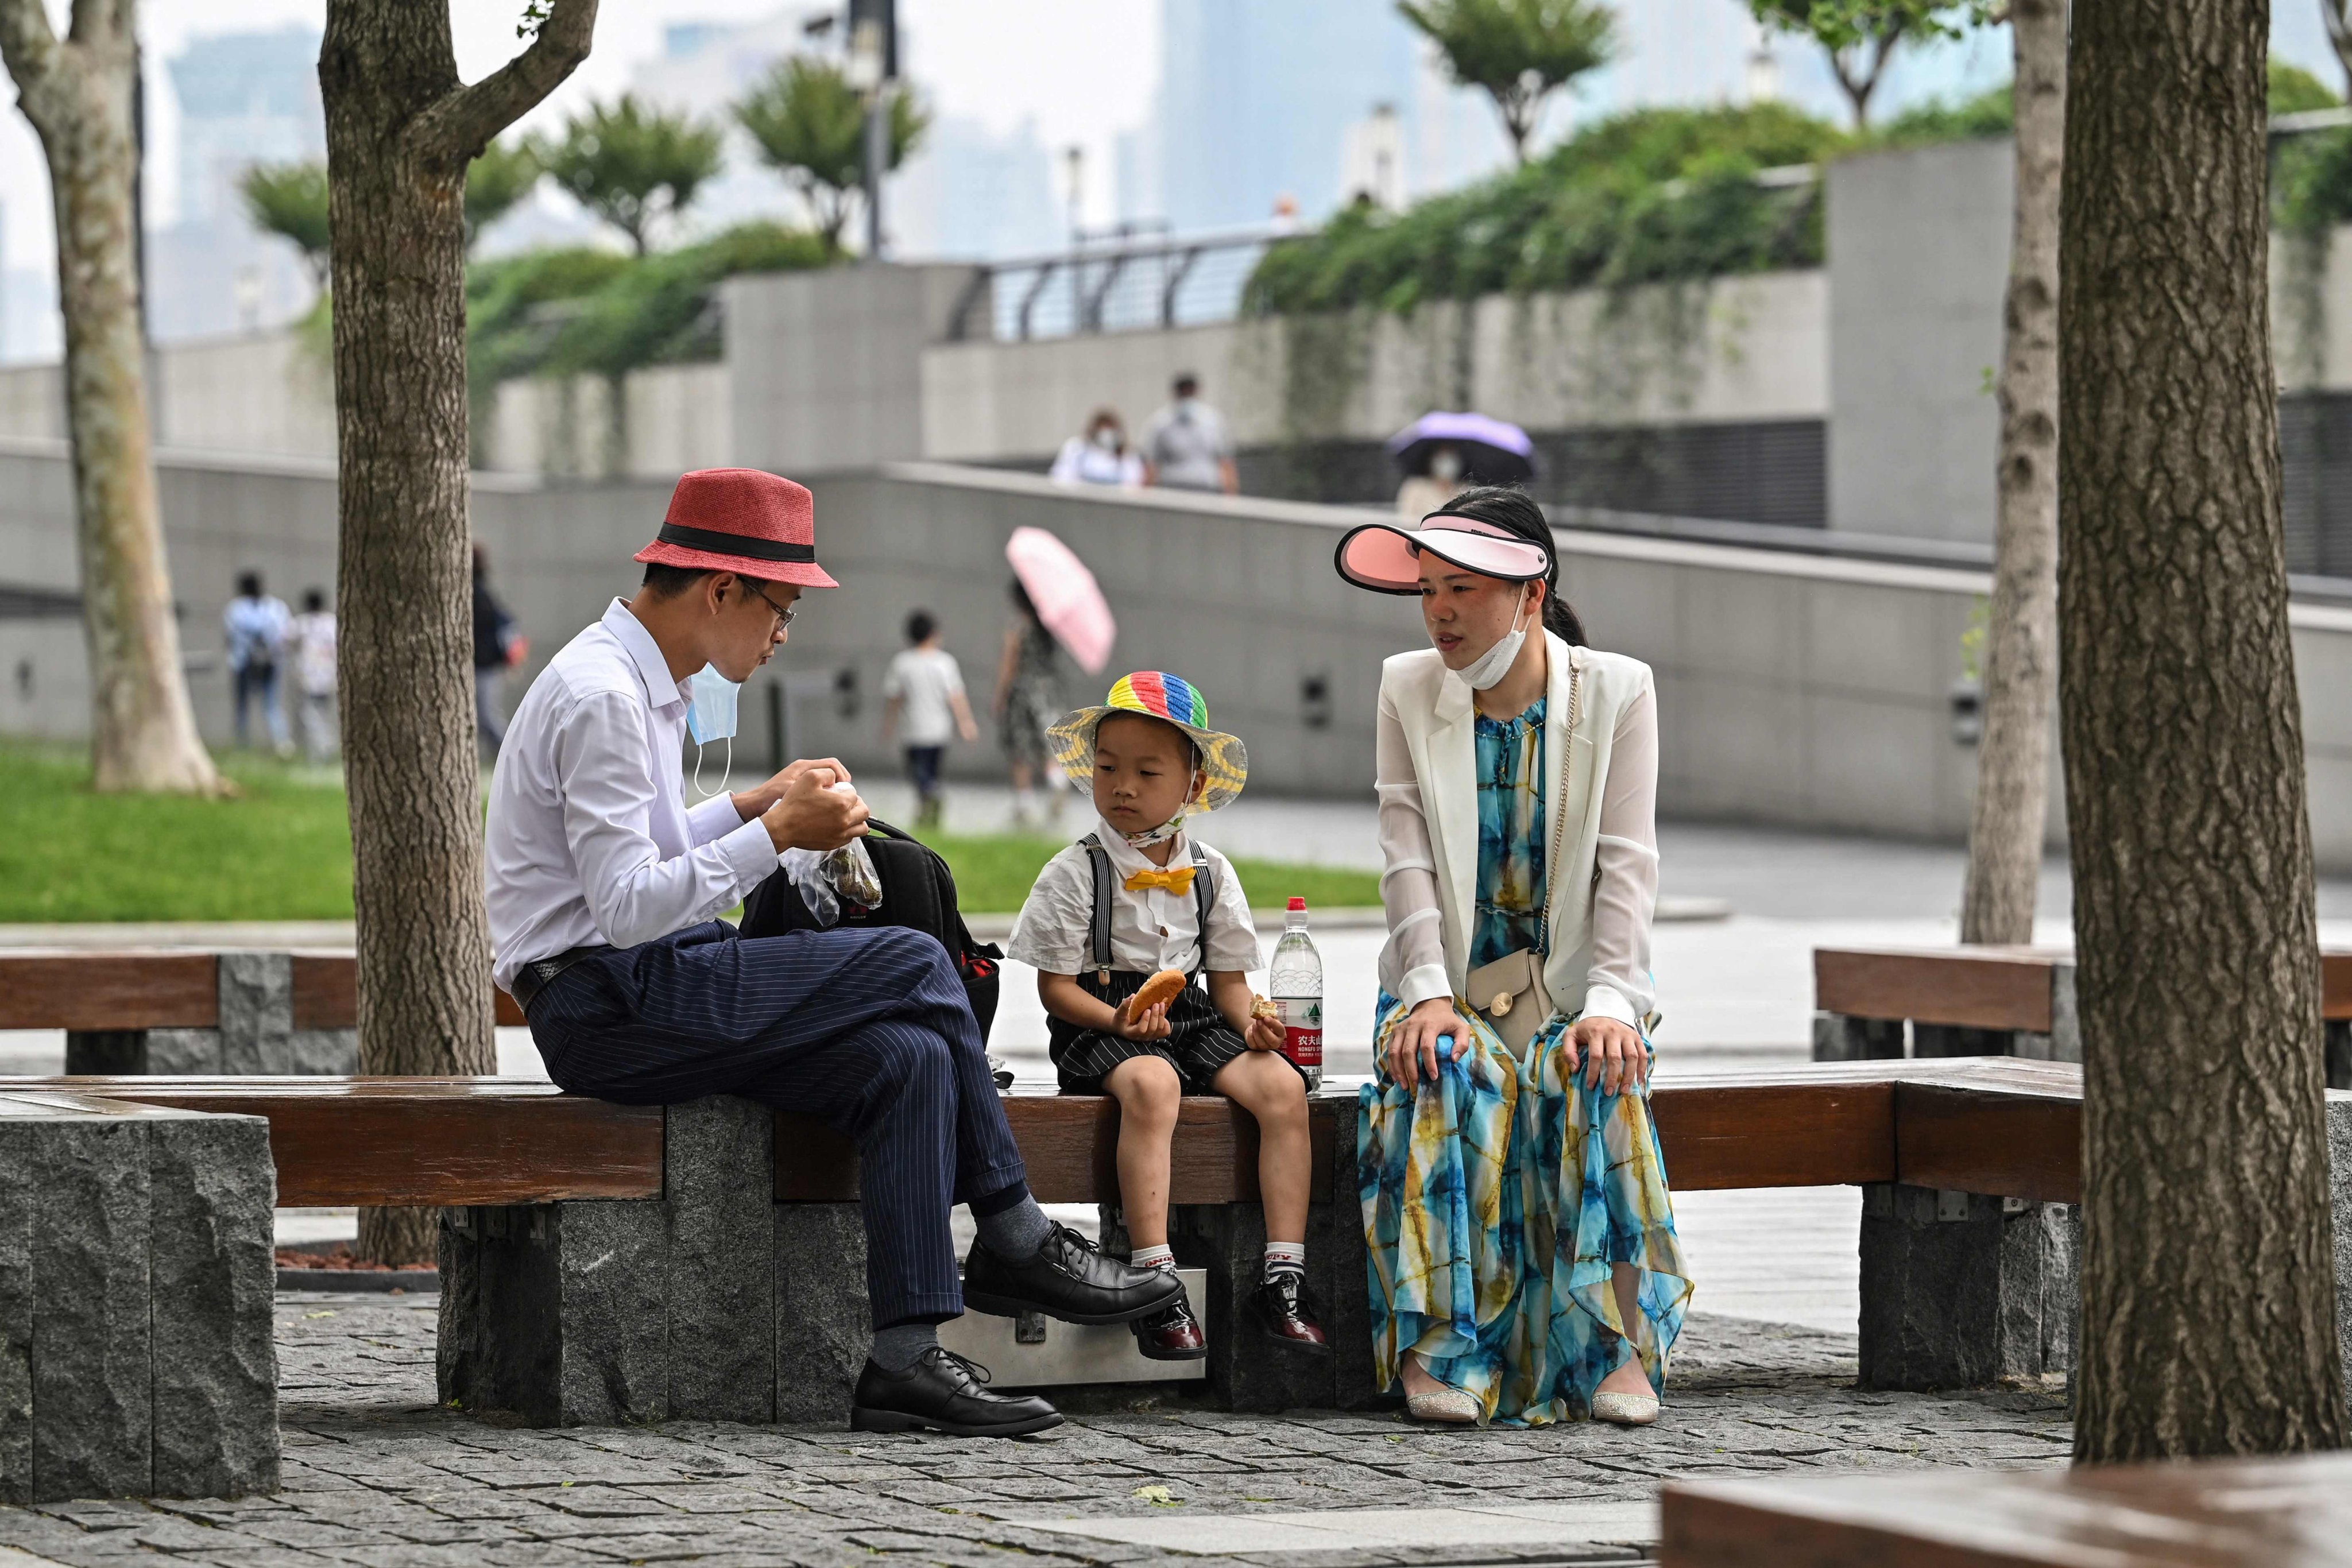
[485,469,1179,1437]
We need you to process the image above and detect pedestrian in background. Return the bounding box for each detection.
[473,544,523,757]
[1142,372,1239,495]
[882,609,980,829]
[995,580,1069,831]
[289,587,339,763]
[1050,408,1144,489]
[223,570,291,755]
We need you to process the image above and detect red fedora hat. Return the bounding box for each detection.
[633,468,839,589]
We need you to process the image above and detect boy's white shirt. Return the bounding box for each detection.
[1007,815,1263,977]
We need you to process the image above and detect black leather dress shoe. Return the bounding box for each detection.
[1250,1271,1332,1353]
[850,1348,1063,1438]
[1131,1289,1209,1361]
[962,1222,1184,1325]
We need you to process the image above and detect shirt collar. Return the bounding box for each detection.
[602,598,690,710]
[1094,815,1191,873]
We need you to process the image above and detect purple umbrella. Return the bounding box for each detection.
[1387,411,1538,485]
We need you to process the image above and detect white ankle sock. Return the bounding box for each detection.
[1263,1242,1305,1279]
[1132,1244,1176,1271]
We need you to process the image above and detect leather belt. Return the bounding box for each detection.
[510,944,609,1015]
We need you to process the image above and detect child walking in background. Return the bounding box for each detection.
[1007,672,1328,1360]
[881,610,978,828]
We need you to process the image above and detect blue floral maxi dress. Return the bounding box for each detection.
[1358,697,1692,1424]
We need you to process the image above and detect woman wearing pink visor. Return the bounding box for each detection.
[1334,488,1691,1429]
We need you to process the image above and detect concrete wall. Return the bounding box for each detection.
[920,271,1830,464]
[725,264,982,474]
[483,362,732,481]
[153,332,338,461]
[1826,138,2011,543]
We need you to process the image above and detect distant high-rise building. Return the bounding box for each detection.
[891,117,1063,260]
[167,25,324,229]
[1140,0,1514,235]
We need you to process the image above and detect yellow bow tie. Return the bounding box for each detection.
[1123,865,1197,896]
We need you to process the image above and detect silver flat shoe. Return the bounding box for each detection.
[1405,1385,1480,1424]
[1590,1389,1659,1427]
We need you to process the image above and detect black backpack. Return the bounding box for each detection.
[737,819,1003,1041]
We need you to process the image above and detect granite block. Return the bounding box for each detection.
[216,953,293,1077]
[1910,1024,2017,1059]
[26,1116,151,1500]
[278,1031,359,1074]
[1169,1202,1337,1412]
[665,1098,775,1423]
[2328,1092,2352,1420]
[557,1201,670,1427]
[1858,1182,2075,1391]
[146,1029,225,1075]
[2049,964,2080,1064]
[0,1121,30,1504]
[2328,1024,2352,1093]
[775,1205,869,1424]
[438,1206,564,1425]
[1324,1109,1380,1411]
[1810,1013,1905,1062]
[147,1114,279,1497]
[62,1032,149,1075]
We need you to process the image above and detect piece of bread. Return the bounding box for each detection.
[1129,969,1188,1015]
[1251,994,1279,1021]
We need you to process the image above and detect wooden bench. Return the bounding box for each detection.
[1659,1451,2352,1567]
[0,1058,2100,1425]
[0,950,526,1074]
[1815,944,2352,1087]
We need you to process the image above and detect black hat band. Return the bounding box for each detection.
[656,522,815,563]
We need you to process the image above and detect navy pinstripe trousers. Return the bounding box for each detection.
[525,921,1026,1326]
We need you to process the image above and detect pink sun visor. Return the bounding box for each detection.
[1334,513,1553,596]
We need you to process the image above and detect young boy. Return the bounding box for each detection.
[881,610,978,828]
[1007,672,1328,1359]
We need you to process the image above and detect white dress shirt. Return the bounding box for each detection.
[1008,817,1263,977]
[486,599,782,991]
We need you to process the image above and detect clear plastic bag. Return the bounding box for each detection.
[779,837,883,928]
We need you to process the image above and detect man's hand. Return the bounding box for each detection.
[759,767,869,853]
[733,757,853,823]
[1564,1016,1647,1096]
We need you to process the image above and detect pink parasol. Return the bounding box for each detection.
[1005,526,1116,675]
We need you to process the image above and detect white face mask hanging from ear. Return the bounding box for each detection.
[1456,582,1533,691]
[686,664,740,798]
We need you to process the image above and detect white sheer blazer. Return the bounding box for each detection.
[1374,632,1661,1031]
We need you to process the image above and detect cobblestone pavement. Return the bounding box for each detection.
[0,1293,2071,1568]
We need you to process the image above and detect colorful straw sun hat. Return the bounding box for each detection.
[1049,671,1248,811]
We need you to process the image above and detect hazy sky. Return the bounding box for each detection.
[0,0,2339,272]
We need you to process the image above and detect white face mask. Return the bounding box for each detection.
[1454,583,1532,692]
[1430,448,1463,482]
[1092,427,1121,451]
[685,664,740,797]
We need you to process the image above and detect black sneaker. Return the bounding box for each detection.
[962,1222,1184,1326]
[850,1348,1063,1438]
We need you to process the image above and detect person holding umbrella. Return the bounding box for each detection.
[1390,412,1538,518]
[995,526,1116,830]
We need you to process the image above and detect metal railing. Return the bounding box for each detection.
[942,220,1312,343]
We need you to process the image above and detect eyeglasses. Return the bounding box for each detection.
[749,584,798,629]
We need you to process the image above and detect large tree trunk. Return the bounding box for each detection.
[319,0,593,1265]
[2061,0,2347,1460]
[0,2,217,795]
[1959,0,2065,946]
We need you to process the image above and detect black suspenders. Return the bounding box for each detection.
[1079,833,1214,985]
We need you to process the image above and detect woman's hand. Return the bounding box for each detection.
[1112,995,1174,1043]
[1564,1016,1647,1095]
[1387,997,1468,1093]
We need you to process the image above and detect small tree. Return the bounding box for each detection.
[1396,0,1616,163]
[735,55,927,254]
[540,94,721,254]
[466,135,540,250]
[0,0,218,795]
[1748,0,1947,129]
[242,160,332,288]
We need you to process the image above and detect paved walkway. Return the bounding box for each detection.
[0,1294,2070,1567]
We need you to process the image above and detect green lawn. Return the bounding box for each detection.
[0,744,1379,923]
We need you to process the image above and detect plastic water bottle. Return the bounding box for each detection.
[1268,896,1324,1090]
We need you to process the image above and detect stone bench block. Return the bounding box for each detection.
[64,953,356,1077]
[440,1095,795,1427]
[1858,1181,2076,1391]
[0,1093,277,1503]
[1811,1012,1905,1062]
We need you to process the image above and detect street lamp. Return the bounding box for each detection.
[846,0,896,264]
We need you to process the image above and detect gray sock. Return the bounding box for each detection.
[974,1197,1053,1261]
[870,1322,939,1373]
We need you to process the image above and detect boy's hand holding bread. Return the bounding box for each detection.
[1244,994,1284,1052]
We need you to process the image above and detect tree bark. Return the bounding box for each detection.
[0,1,218,795]
[320,0,594,1264]
[1959,0,2064,946]
[2061,0,2347,1460]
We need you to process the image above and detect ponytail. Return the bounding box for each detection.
[1432,485,1585,647]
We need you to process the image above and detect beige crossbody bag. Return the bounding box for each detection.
[1462,659,1578,1061]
